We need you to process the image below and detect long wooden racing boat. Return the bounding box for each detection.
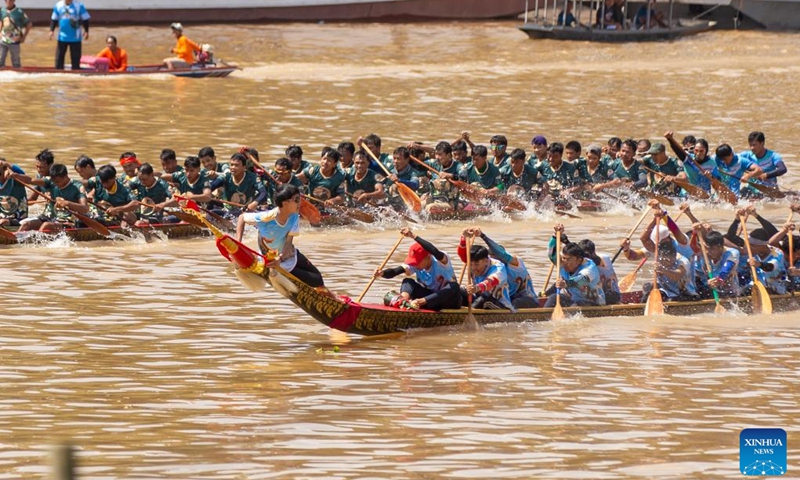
[519,19,716,42]
[0,222,206,245]
[3,63,238,78]
[207,216,800,337]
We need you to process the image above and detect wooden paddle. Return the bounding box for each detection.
[541,263,554,297]
[362,147,422,213]
[357,234,404,302]
[244,152,323,224]
[636,189,675,206]
[611,208,652,264]
[740,215,773,315]
[344,192,418,224]
[303,194,375,224]
[465,234,477,325]
[642,166,710,200]
[618,256,647,293]
[644,216,665,316]
[719,171,785,199]
[598,190,642,211]
[552,233,565,321]
[410,155,526,211]
[698,236,725,314]
[0,226,17,242]
[16,179,111,237]
[789,213,795,297]
[683,156,738,205]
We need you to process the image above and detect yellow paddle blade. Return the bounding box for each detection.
[752,281,773,315]
[714,302,726,314]
[396,183,422,213]
[645,289,664,316]
[618,271,638,293]
[551,304,565,321]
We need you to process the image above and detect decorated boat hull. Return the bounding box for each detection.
[0,222,205,245]
[257,261,800,336]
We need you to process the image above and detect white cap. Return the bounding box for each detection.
[170,22,183,31]
[650,225,671,244]
[201,44,214,53]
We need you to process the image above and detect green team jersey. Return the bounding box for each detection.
[0,177,28,220]
[576,157,615,184]
[609,158,645,182]
[346,169,380,194]
[537,160,581,190]
[41,178,86,220]
[463,161,503,190]
[303,165,345,199]
[499,163,539,192]
[292,159,311,174]
[130,177,173,204]
[491,153,510,170]
[643,156,682,194]
[221,170,265,208]
[172,170,211,196]
[94,179,136,207]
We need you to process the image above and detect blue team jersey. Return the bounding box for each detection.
[683,155,718,192]
[559,258,606,306]
[658,253,697,298]
[505,257,537,299]
[739,149,784,187]
[696,247,741,297]
[595,253,620,297]
[474,259,514,310]
[242,208,300,270]
[744,246,787,294]
[51,0,89,43]
[714,154,755,195]
[406,253,456,292]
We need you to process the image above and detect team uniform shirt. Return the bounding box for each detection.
[93,178,135,208]
[346,169,381,194]
[657,253,697,299]
[172,170,211,196]
[594,253,620,299]
[499,163,539,193]
[473,259,514,310]
[425,159,464,203]
[608,158,646,185]
[51,0,89,43]
[388,164,422,191]
[117,172,137,188]
[41,178,85,221]
[739,149,784,187]
[172,35,201,63]
[643,156,682,195]
[491,153,510,170]
[242,208,301,271]
[743,246,788,295]
[292,159,311,175]
[0,176,28,221]
[696,247,741,297]
[405,253,456,292]
[537,160,581,191]
[1,5,30,44]
[218,171,265,209]
[525,154,546,171]
[576,157,614,184]
[559,258,606,306]
[714,154,756,196]
[505,257,537,299]
[462,161,502,190]
[130,177,172,204]
[303,165,345,199]
[682,155,718,192]
[367,153,393,174]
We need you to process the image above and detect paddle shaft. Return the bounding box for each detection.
[16,179,110,236]
[362,146,421,212]
[739,215,773,314]
[552,234,564,320]
[642,166,708,198]
[739,216,760,282]
[541,262,554,295]
[698,235,723,307]
[611,208,651,264]
[466,236,474,315]
[788,211,795,268]
[357,234,404,303]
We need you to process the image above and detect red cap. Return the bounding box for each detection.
[404,243,429,267]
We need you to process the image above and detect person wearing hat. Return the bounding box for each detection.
[164,22,201,70]
[373,227,460,310]
[48,0,90,70]
[643,141,683,196]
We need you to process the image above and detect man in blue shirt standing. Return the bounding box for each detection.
[48,0,90,70]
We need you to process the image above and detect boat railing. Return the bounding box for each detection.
[523,0,694,30]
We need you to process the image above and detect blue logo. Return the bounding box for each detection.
[740,428,786,476]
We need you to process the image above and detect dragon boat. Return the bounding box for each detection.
[4,63,238,78]
[0,222,206,246]
[200,209,800,336]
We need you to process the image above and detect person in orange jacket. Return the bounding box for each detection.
[95,35,127,72]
